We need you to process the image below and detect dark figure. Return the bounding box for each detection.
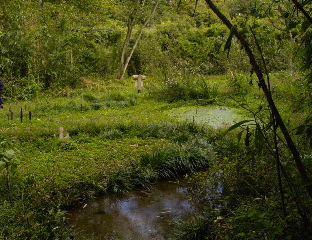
[0,79,4,109]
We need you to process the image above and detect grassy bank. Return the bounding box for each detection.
[0,72,311,239]
[0,79,219,239]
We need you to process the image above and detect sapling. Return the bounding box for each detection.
[0,149,18,203]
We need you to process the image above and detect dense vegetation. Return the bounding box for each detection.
[0,0,311,239]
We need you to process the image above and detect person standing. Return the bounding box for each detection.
[0,78,4,109]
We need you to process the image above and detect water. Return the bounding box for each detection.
[67,105,234,239]
[167,106,244,129]
[67,179,195,240]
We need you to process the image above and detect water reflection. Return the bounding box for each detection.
[67,180,195,240]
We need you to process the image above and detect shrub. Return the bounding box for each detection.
[147,77,219,103]
[173,214,218,240]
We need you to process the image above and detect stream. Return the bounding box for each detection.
[67,179,196,240]
[67,106,242,239]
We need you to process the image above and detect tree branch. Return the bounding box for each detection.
[204,0,312,199]
[291,0,312,23]
[119,0,160,79]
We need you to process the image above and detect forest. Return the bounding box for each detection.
[0,0,312,239]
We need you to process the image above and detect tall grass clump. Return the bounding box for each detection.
[140,141,214,179]
[106,165,158,195]
[33,90,138,115]
[69,122,105,136]
[101,91,138,108]
[35,100,85,113]
[147,77,219,103]
[105,139,214,195]
[82,91,138,109]
[69,122,207,143]
[125,122,206,141]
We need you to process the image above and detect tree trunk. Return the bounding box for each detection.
[118,0,160,79]
[204,0,312,199]
[117,0,141,79]
[119,0,160,79]
[118,17,136,79]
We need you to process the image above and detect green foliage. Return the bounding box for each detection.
[181,145,312,239]
[4,76,43,101]
[0,0,311,238]
[142,20,228,77]
[107,165,157,195]
[1,0,124,89]
[0,145,19,203]
[140,140,214,179]
[296,114,312,147]
[299,27,312,82]
[148,76,219,103]
[0,199,69,240]
[173,215,218,240]
[226,202,285,240]
[0,0,310,89]
[0,149,18,173]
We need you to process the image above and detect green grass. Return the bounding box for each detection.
[0,82,217,239]
[0,73,311,239]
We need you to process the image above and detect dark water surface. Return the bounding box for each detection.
[67,179,195,240]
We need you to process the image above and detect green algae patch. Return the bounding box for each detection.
[167,106,244,129]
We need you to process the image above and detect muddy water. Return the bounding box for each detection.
[67,179,195,240]
[67,106,234,239]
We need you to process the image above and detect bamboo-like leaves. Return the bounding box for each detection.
[0,150,18,172]
[224,28,234,57]
[255,123,265,153]
[295,114,312,138]
[227,120,267,153]
[0,161,5,172]
[3,149,16,160]
[237,130,244,145]
[226,120,254,133]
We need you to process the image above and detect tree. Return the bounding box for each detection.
[204,0,312,199]
[118,0,161,79]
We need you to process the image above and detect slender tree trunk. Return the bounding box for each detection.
[118,0,160,79]
[119,0,160,79]
[273,118,287,217]
[118,18,136,79]
[120,27,144,80]
[204,0,312,199]
[118,0,141,79]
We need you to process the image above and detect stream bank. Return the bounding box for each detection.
[67,105,243,239]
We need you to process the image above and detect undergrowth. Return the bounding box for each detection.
[0,72,311,239]
[0,114,216,239]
